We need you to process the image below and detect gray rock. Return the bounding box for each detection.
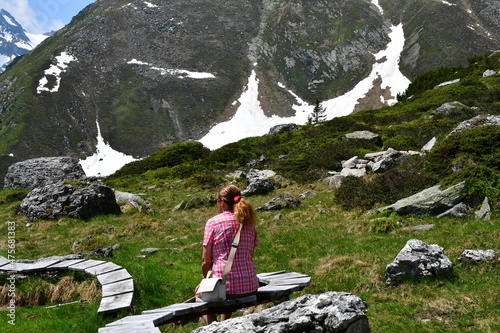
[475,197,491,220]
[242,169,276,196]
[376,181,468,216]
[482,69,497,77]
[113,189,153,213]
[4,156,86,190]
[329,175,345,188]
[437,202,472,218]
[449,115,500,136]
[343,130,381,145]
[386,239,453,285]
[256,193,300,211]
[402,224,434,231]
[268,123,300,135]
[458,249,497,263]
[298,190,316,199]
[20,181,120,221]
[433,101,468,116]
[192,292,370,333]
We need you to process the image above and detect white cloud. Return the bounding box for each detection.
[0,0,64,33]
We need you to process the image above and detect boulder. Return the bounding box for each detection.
[436,202,472,218]
[4,156,86,190]
[113,190,153,213]
[433,101,468,116]
[458,249,498,263]
[386,239,453,285]
[268,123,299,135]
[376,181,468,216]
[242,169,275,196]
[20,182,120,221]
[343,130,382,145]
[191,292,370,333]
[475,197,491,220]
[256,193,301,211]
[448,114,500,136]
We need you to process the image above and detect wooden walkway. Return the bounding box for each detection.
[1,256,311,332]
[100,271,311,333]
[0,256,133,313]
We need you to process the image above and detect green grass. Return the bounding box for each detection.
[0,181,498,332]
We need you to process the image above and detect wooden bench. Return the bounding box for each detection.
[99,271,311,333]
[0,256,134,313]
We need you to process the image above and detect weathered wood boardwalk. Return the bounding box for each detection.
[100,271,311,333]
[0,256,311,332]
[0,256,133,313]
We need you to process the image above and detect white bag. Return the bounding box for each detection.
[197,276,226,302]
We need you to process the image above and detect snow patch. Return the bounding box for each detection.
[371,0,383,13]
[79,120,140,177]
[2,14,16,26]
[199,24,410,150]
[127,59,215,79]
[36,52,77,94]
[144,2,158,8]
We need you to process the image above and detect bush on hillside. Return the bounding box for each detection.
[107,141,210,179]
[383,135,418,151]
[334,155,434,210]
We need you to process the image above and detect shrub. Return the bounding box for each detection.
[108,141,210,178]
[383,135,418,151]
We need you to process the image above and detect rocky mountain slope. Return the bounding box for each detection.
[0,0,498,183]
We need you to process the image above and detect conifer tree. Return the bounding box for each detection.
[307,97,326,124]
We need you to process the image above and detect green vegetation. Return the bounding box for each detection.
[0,53,499,332]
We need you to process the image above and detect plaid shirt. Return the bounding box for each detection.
[203,211,259,294]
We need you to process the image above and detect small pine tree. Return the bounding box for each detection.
[307,97,326,124]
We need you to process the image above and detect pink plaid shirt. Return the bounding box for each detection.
[203,211,259,294]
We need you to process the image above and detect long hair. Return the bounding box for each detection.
[218,184,256,226]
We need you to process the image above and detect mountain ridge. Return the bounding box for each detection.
[0,0,498,184]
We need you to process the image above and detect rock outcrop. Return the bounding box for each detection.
[20,181,120,221]
[386,239,453,285]
[375,181,468,216]
[4,157,86,190]
[191,292,370,333]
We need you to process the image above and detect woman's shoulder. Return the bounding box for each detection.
[207,211,235,224]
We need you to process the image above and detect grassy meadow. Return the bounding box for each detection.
[0,179,498,332]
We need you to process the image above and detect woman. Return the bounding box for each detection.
[197,184,259,324]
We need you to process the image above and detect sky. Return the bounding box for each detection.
[0,0,95,34]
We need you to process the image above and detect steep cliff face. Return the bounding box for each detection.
[0,0,498,183]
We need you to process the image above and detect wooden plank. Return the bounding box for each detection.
[142,301,209,316]
[85,262,122,276]
[68,259,107,272]
[256,284,302,300]
[98,292,134,313]
[259,272,309,283]
[105,312,172,326]
[1,259,61,273]
[102,279,134,298]
[97,269,133,285]
[0,256,10,268]
[257,271,287,279]
[268,277,311,287]
[210,295,257,308]
[99,326,161,333]
[46,259,86,270]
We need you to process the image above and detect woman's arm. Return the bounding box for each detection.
[201,245,213,277]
